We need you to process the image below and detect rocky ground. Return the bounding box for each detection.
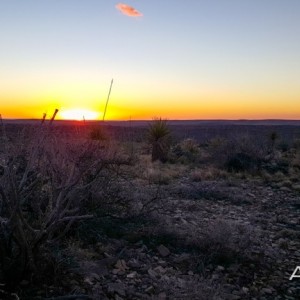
[2,124,300,300]
[17,177,298,300]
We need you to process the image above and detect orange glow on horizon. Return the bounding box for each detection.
[1,90,300,121]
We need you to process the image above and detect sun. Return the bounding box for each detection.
[60,109,100,121]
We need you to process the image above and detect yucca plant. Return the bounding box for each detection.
[148,118,171,162]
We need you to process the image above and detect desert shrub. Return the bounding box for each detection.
[89,126,108,141]
[147,118,171,163]
[226,152,260,173]
[269,131,279,153]
[0,126,126,285]
[290,142,300,171]
[261,159,290,175]
[292,138,300,150]
[208,134,270,174]
[277,141,289,152]
[169,138,200,164]
[180,138,199,154]
[292,156,300,170]
[190,169,206,181]
[207,137,230,165]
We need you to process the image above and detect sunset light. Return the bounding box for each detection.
[60,109,100,121]
[0,1,299,120]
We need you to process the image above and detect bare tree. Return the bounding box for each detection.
[0,123,126,284]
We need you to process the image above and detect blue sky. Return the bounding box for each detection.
[1,0,300,119]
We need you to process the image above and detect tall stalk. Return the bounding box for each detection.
[102,79,114,122]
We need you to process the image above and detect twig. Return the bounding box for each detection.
[41,113,47,125]
[102,79,113,121]
[43,295,91,300]
[49,109,59,126]
[59,214,93,222]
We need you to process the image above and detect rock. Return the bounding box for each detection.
[84,277,94,285]
[216,265,225,272]
[154,266,166,274]
[212,274,219,280]
[280,187,291,192]
[177,278,186,288]
[69,279,80,286]
[148,268,157,279]
[117,270,126,276]
[114,259,128,272]
[20,280,30,286]
[173,253,191,268]
[145,285,155,294]
[247,192,255,198]
[157,244,170,257]
[90,272,100,281]
[162,275,170,282]
[158,260,167,267]
[261,288,273,294]
[158,292,167,299]
[107,283,126,297]
[127,271,137,279]
[127,258,140,269]
[223,293,241,300]
[292,184,300,191]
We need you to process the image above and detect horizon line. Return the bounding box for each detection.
[2,118,300,122]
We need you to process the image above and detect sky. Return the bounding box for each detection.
[0,0,300,120]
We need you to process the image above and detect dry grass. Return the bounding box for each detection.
[191,167,228,181]
[143,161,188,185]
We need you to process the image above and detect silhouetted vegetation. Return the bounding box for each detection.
[148,118,171,163]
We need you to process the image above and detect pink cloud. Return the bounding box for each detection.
[116,3,143,17]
